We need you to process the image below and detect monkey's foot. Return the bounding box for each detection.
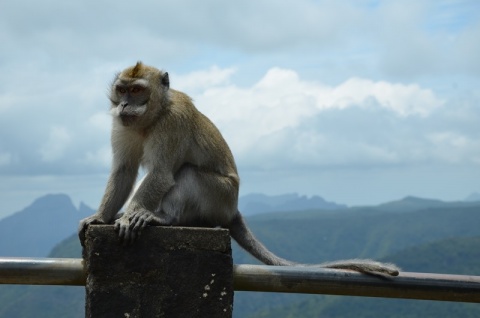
[115,209,170,244]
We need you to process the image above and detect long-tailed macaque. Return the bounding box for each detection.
[79,62,399,276]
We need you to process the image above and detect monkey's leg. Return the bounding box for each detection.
[115,175,176,243]
[161,166,294,265]
[161,164,239,227]
[118,164,237,242]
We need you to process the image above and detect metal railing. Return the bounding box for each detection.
[1,257,479,303]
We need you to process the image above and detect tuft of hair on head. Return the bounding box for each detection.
[123,61,144,78]
[131,61,143,77]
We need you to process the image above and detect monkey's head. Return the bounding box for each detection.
[109,62,170,127]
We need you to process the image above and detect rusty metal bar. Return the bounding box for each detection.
[1,258,480,303]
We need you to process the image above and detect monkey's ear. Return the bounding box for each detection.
[161,72,170,89]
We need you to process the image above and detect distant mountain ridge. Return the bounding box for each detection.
[1,192,477,258]
[1,193,480,317]
[465,192,480,202]
[239,192,347,215]
[358,195,480,213]
[242,236,480,318]
[0,194,94,257]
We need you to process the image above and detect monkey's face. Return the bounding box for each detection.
[109,63,170,127]
[109,78,152,127]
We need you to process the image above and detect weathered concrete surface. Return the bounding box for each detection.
[84,225,233,318]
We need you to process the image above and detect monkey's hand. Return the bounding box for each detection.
[78,214,107,247]
[115,209,167,244]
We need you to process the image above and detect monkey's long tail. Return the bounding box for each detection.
[229,212,296,266]
[319,259,400,276]
[229,212,400,276]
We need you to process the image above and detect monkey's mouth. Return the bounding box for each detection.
[120,114,137,126]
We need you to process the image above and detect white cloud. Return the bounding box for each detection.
[455,21,480,74]
[427,132,480,164]
[88,112,111,134]
[0,94,15,113]
[39,126,71,162]
[0,63,474,177]
[82,146,112,169]
[1,0,478,82]
[322,78,443,116]
[173,66,236,93]
[0,153,12,166]
[375,0,480,78]
[191,67,446,165]
[0,0,479,209]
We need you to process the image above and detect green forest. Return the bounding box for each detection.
[1,197,480,317]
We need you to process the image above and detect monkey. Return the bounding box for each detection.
[79,62,399,276]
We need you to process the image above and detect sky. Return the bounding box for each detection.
[0,0,479,218]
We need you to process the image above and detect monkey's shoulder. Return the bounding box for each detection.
[166,90,220,134]
[169,89,194,107]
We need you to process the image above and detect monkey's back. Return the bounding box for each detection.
[169,89,238,178]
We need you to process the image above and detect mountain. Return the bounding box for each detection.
[239,194,480,218]
[3,211,480,318]
[239,192,347,215]
[349,195,480,214]
[0,194,94,257]
[465,192,480,202]
[332,196,480,213]
[373,196,449,212]
[248,236,480,318]
[1,194,480,317]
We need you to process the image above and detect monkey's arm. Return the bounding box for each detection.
[78,162,139,244]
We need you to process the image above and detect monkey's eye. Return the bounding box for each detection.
[130,86,145,94]
[116,86,127,94]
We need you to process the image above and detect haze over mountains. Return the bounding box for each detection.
[0,192,343,257]
[0,192,478,258]
[465,191,480,202]
[0,194,93,257]
[0,192,479,317]
[238,192,347,215]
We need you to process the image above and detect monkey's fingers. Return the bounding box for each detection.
[129,211,145,226]
[125,227,137,245]
[78,224,88,247]
[116,218,143,245]
[117,225,127,243]
[114,218,132,245]
[148,215,164,225]
[122,227,135,246]
[79,220,89,236]
[79,216,106,246]
[131,217,147,237]
[114,218,122,232]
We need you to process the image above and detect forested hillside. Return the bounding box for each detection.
[0,196,479,317]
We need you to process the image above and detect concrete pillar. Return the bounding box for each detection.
[84,225,233,318]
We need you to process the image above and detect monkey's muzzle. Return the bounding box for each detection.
[120,114,137,126]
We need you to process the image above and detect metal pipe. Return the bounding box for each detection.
[0,257,85,286]
[234,264,480,303]
[1,258,480,303]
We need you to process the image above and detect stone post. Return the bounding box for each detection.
[83,225,233,317]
